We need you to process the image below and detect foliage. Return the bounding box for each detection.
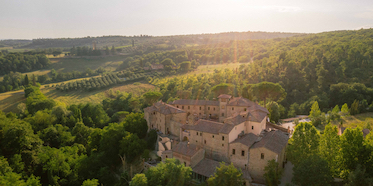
[309,101,325,126]
[207,163,244,186]
[264,159,281,186]
[345,164,373,186]
[341,103,349,116]
[292,155,333,186]
[211,83,234,97]
[249,81,286,105]
[287,122,320,165]
[143,91,163,105]
[266,101,280,123]
[145,158,192,186]
[81,179,99,186]
[130,173,147,186]
[318,124,340,176]
[146,129,158,150]
[122,113,148,139]
[350,100,360,115]
[0,53,50,76]
[119,133,146,163]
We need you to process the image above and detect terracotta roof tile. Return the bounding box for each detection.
[192,159,224,177]
[172,142,202,157]
[182,119,234,134]
[144,101,186,115]
[171,99,219,106]
[230,133,258,147]
[251,130,289,154]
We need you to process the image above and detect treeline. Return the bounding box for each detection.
[0,53,50,75]
[0,86,158,185]
[287,122,373,185]
[0,68,106,93]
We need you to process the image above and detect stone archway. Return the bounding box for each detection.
[183,136,188,141]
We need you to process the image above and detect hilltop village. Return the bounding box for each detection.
[144,94,290,185]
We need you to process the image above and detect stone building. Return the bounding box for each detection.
[144,94,289,185]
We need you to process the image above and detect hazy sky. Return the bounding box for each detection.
[1,0,373,39]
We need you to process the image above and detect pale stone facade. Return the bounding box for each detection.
[144,95,289,185]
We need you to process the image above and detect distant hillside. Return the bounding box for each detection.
[0,39,32,48]
[16,31,301,49]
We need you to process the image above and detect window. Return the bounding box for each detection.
[184,162,186,166]
[242,150,245,156]
[197,132,198,135]
[188,106,190,109]
[232,149,235,155]
[222,136,225,141]
[196,140,198,142]
[213,107,215,111]
[222,144,224,147]
[261,153,264,159]
[252,126,254,130]
[212,135,214,138]
[222,113,224,117]
[199,113,201,116]
[200,133,202,136]
[232,107,234,110]
[199,107,201,110]
[208,107,210,110]
[182,106,184,109]
[204,140,206,144]
[166,155,168,158]
[222,106,225,109]
[244,108,247,111]
[221,98,226,102]
[153,112,155,115]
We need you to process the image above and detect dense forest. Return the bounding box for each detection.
[0,53,50,75]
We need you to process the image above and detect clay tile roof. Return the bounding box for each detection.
[251,130,289,154]
[224,114,248,125]
[217,94,232,99]
[248,111,268,122]
[171,99,219,106]
[144,101,185,115]
[227,97,269,114]
[172,142,201,157]
[182,119,234,134]
[230,133,258,147]
[192,159,225,177]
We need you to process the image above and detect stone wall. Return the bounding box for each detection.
[229,143,250,169]
[249,147,282,182]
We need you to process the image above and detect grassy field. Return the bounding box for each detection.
[331,112,373,129]
[0,81,155,113]
[49,55,125,72]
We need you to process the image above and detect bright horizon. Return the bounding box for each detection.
[1,0,373,40]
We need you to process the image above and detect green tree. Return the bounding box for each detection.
[264,159,281,186]
[130,174,147,186]
[111,45,116,55]
[122,113,148,139]
[24,74,29,86]
[180,61,191,72]
[207,163,244,186]
[292,155,333,186]
[120,133,146,163]
[266,101,280,123]
[339,127,366,178]
[341,103,349,116]
[250,81,286,105]
[345,164,373,186]
[309,101,325,126]
[350,100,360,115]
[143,91,163,105]
[287,122,320,165]
[145,158,192,186]
[318,124,340,176]
[82,179,99,186]
[211,83,234,97]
